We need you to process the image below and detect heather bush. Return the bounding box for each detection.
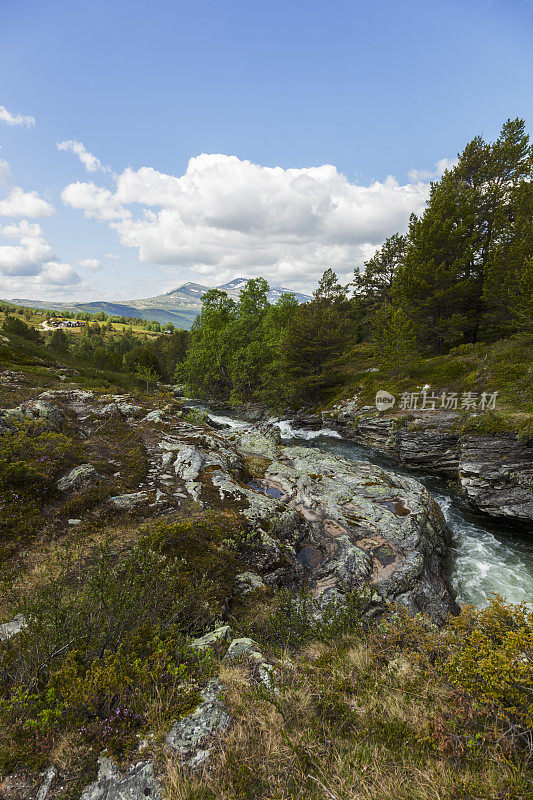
[0,542,218,769]
[377,596,533,744]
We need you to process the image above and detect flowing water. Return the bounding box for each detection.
[189,404,533,608]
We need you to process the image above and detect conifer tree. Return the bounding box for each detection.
[371,303,418,375]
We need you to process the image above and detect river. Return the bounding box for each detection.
[197,406,533,608]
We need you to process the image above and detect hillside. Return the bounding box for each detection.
[9,279,311,329]
[0,326,530,800]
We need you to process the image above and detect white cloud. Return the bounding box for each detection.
[0,187,55,218]
[57,140,113,174]
[104,252,119,259]
[61,181,128,220]
[77,257,101,270]
[0,220,54,275]
[0,105,35,128]
[0,159,11,184]
[408,157,458,183]
[62,153,433,290]
[38,262,81,286]
[0,219,79,291]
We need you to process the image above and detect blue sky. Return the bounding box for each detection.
[1,0,532,301]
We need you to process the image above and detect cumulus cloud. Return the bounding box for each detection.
[0,220,54,275]
[57,140,113,174]
[0,219,79,290]
[408,157,458,183]
[0,187,55,218]
[77,257,101,270]
[61,181,128,220]
[62,153,434,290]
[38,262,81,286]
[0,105,35,128]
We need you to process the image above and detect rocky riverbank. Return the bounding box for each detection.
[0,388,457,624]
[285,402,533,525]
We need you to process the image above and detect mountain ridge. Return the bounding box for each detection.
[8,278,311,328]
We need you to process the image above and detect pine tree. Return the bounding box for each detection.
[371,303,418,375]
[392,118,533,350]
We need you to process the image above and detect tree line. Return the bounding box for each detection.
[179,118,532,407]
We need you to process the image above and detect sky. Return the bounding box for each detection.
[0,0,532,302]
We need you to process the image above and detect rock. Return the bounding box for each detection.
[223,430,457,623]
[97,402,121,418]
[57,464,101,492]
[5,400,63,429]
[109,491,148,510]
[143,409,165,423]
[173,384,187,397]
[36,767,56,800]
[80,756,162,800]
[224,637,260,661]
[191,625,233,650]
[40,389,94,402]
[236,404,267,422]
[327,402,533,523]
[68,518,82,525]
[116,402,143,417]
[235,572,268,595]
[459,434,533,522]
[166,679,231,767]
[0,614,26,641]
[224,638,275,687]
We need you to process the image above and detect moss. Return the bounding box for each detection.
[457,411,532,438]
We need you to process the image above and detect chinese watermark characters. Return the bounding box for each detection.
[375,390,498,412]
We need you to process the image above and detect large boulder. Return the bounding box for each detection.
[173,426,458,623]
[57,464,101,492]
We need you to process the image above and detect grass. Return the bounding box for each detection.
[165,598,533,800]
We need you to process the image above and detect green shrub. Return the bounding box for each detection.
[378,596,533,737]
[144,511,251,606]
[0,542,217,765]
[246,587,369,651]
[0,421,78,545]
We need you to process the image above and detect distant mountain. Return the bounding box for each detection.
[10,278,311,329]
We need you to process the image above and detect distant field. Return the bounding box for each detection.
[0,310,163,339]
